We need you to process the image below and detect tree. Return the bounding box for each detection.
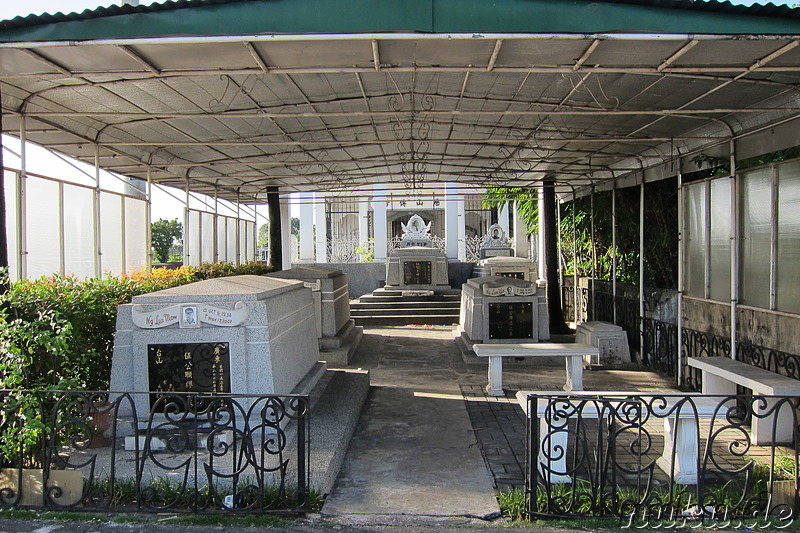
[151,218,183,263]
[257,222,269,248]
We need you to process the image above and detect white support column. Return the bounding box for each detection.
[299,192,314,263]
[677,168,684,386]
[146,169,152,270]
[729,139,739,361]
[457,197,466,261]
[358,197,370,246]
[538,187,546,283]
[373,184,387,262]
[280,196,291,270]
[17,124,27,281]
[184,180,191,265]
[94,144,102,278]
[58,181,65,275]
[513,201,529,258]
[315,192,328,263]
[445,182,459,260]
[498,202,510,238]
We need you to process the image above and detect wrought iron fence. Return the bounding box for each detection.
[327,239,374,263]
[525,392,799,525]
[0,390,309,514]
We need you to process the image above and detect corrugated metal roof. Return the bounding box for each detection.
[1,0,799,32]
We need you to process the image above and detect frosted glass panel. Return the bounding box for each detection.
[125,197,147,271]
[227,217,237,264]
[240,220,254,262]
[777,161,800,313]
[740,168,772,308]
[26,178,62,279]
[683,183,706,298]
[201,212,214,263]
[4,171,19,281]
[187,209,201,266]
[100,193,123,275]
[249,221,256,261]
[709,179,731,302]
[63,184,95,279]
[216,216,227,262]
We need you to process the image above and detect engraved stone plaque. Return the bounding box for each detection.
[487,302,533,340]
[148,342,231,409]
[403,260,432,285]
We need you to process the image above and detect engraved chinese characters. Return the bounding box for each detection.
[403,260,432,285]
[488,302,533,340]
[147,342,231,408]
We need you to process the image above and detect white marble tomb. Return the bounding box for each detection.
[268,264,362,364]
[457,276,549,345]
[110,275,322,416]
[385,214,450,291]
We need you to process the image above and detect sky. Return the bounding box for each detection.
[0,0,796,20]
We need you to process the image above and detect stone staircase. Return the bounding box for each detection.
[350,287,462,326]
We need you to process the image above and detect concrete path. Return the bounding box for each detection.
[321,326,501,522]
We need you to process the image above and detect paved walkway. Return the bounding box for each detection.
[320,325,676,524]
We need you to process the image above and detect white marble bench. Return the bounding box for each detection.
[474,343,599,397]
[687,357,800,445]
[516,390,720,484]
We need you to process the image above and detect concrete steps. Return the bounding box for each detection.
[350,288,461,327]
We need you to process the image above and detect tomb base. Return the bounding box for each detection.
[575,321,632,365]
[471,256,538,282]
[458,276,549,346]
[385,247,451,291]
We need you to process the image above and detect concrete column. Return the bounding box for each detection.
[498,202,510,238]
[538,187,546,283]
[457,197,466,261]
[280,196,291,269]
[315,192,327,263]
[373,184,387,262]
[299,192,314,263]
[445,182,459,260]
[358,198,369,246]
[513,201,529,258]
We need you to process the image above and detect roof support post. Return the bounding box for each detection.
[266,186,282,270]
[537,186,546,283]
[94,144,102,278]
[677,165,684,386]
[572,186,579,323]
[17,120,27,281]
[729,139,738,361]
[543,177,570,334]
[315,192,328,263]
[183,179,191,265]
[445,182,459,260]
[612,182,617,324]
[639,175,645,363]
[0,84,7,287]
[146,168,152,270]
[372,185,386,263]
[299,191,314,263]
[590,185,596,320]
[213,188,219,263]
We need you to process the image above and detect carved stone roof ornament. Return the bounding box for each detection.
[399,214,433,247]
[481,223,511,249]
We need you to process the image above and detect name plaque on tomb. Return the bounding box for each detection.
[496,271,525,280]
[403,260,432,285]
[487,302,533,340]
[148,342,231,409]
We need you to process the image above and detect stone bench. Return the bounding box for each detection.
[687,357,800,445]
[516,390,720,484]
[473,343,599,396]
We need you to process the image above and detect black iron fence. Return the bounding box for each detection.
[525,392,799,525]
[561,283,800,389]
[0,390,310,514]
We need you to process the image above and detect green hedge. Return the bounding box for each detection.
[0,262,275,392]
